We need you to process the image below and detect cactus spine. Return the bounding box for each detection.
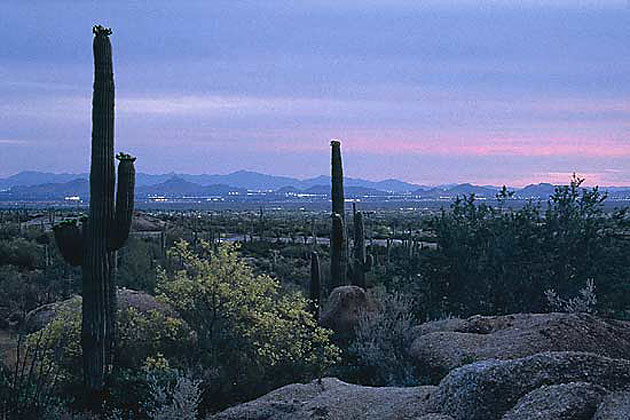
[330,140,346,288]
[310,251,321,319]
[52,25,135,401]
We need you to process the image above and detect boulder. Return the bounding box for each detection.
[320,286,378,335]
[209,377,436,420]
[24,288,172,332]
[501,382,607,420]
[427,351,630,420]
[412,317,468,337]
[208,351,630,420]
[593,391,630,420]
[23,296,82,332]
[410,313,630,381]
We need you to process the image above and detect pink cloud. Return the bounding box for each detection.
[152,125,630,159]
[333,130,630,158]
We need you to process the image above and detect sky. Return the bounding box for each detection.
[1,0,629,186]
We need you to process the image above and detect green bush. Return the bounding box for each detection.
[420,176,630,318]
[157,240,339,410]
[118,237,163,293]
[26,298,193,415]
[0,238,41,268]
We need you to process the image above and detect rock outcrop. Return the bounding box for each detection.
[211,351,630,420]
[426,352,630,420]
[209,377,436,420]
[501,382,607,420]
[410,313,630,382]
[593,391,630,419]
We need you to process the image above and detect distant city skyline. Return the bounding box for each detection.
[1,1,629,186]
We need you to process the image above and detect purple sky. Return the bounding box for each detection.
[1,1,629,186]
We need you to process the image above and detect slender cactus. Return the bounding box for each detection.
[351,210,372,288]
[331,140,344,219]
[52,25,135,404]
[330,140,347,289]
[310,251,321,319]
[330,213,346,289]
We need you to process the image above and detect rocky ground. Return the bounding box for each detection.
[210,351,630,420]
[9,286,630,419]
[211,291,630,420]
[409,311,630,383]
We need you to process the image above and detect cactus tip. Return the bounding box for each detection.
[330,139,341,147]
[116,152,136,162]
[92,25,112,36]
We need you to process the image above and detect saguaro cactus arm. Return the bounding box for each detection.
[109,153,136,251]
[52,219,84,267]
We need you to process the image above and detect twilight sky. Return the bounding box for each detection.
[1,1,629,186]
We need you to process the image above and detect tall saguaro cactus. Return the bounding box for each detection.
[330,140,346,288]
[53,25,135,401]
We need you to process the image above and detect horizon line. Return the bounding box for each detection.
[2,168,630,189]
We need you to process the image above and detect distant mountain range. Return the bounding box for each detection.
[0,170,427,193]
[2,170,630,201]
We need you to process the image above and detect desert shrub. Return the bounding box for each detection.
[115,307,192,369]
[118,237,162,293]
[545,278,598,314]
[0,234,80,326]
[37,362,191,420]
[0,238,41,268]
[348,288,418,386]
[26,298,193,415]
[156,240,339,410]
[0,223,21,241]
[145,369,201,420]
[0,328,68,420]
[421,176,630,318]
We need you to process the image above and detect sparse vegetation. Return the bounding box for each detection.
[2,171,629,416]
[545,278,598,314]
[349,288,418,386]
